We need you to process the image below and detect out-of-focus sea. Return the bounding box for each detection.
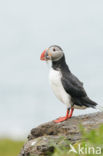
[0,0,103,139]
[0,49,103,139]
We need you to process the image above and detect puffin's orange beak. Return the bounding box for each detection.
[40,49,47,61]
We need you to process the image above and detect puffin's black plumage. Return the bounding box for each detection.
[52,54,97,108]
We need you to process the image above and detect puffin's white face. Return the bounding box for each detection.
[40,45,64,62]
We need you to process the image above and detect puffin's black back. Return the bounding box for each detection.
[52,55,97,108]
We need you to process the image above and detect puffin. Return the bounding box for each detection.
[40,45,98,123]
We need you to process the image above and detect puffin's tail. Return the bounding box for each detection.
[81,96,103,111]
[81,96,97,108]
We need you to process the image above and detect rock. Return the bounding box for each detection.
[19,112,103,156]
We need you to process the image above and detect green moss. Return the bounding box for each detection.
[52,125,103,156]
[0,138,24,156]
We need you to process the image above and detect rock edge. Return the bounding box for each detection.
[19,112,103,156]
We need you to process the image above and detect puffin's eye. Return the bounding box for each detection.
[53,48,56,52]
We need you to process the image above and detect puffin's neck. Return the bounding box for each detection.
[52,55,71,73]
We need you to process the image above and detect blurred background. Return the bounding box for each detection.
[0,0,103,155]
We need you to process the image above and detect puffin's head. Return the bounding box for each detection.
[40,45,64,62]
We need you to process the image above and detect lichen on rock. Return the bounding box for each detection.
[19,112,103,156]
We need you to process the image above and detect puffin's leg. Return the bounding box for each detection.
[54,108,70,123]
[68,107,74,118]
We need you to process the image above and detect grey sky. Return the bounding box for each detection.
[0,0,103,137]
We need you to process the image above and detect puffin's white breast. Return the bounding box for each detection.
[49,68,73,108]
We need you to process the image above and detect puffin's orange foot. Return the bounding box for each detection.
[54,116,68,123]
[54,108,74,123]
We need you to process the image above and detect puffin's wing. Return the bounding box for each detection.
[61,73,87,97]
